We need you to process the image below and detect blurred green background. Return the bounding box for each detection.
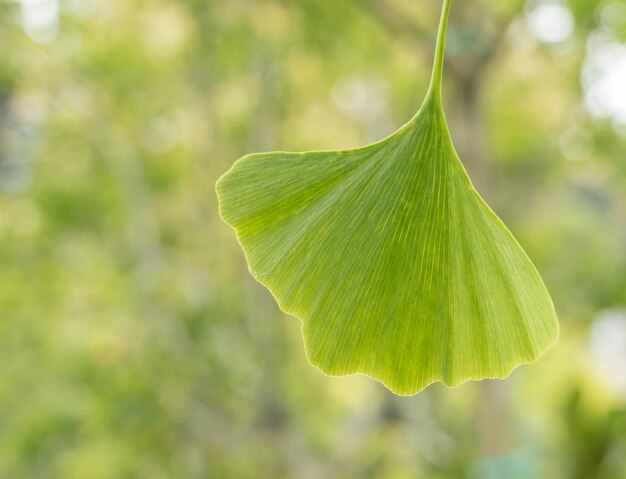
[1,0,626,477]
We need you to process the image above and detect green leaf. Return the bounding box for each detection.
[216,0,558,395]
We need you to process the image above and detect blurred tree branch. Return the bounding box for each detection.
[361,0,433,46]
[362,0,518,85]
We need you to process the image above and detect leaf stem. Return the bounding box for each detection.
[428,0,452,103]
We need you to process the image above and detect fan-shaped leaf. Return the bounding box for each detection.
[216,0,558,395]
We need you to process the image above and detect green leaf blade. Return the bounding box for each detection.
[216,99,558,395]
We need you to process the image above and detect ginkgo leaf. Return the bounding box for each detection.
[216,0,559,395]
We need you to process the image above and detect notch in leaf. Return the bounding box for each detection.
[216,0,559,395]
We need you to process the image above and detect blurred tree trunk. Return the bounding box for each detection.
[445,22,514,462]
[367,0,519,457]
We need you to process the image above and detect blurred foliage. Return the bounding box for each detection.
[0,0,625,478]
